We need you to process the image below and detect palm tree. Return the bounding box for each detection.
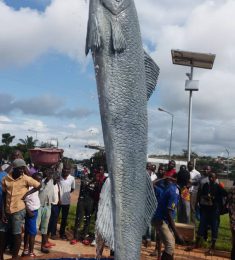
[19,135,38,149]
[2,133,15,146]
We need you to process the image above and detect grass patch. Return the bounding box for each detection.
[191,214,231,251]
[64,206,232,252]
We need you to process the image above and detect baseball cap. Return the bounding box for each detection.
[12,159,26,168]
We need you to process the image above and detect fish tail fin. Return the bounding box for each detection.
[143,172,157,234]
[111,19,127,53]
[144,51,160,100]
[95,178,114,252]
[85,14,102,55]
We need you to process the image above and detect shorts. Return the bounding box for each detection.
[25,210,38,236]
[8,209,26,235]
[158,221,175,256]
[37,205,51,235]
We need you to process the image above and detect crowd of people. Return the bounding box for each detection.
[145,160,235,260]
[1,149,235,260]
[0,150,107,260]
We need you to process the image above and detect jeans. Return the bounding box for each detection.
[47,204,60,236]
[198,206,220,240]
[74,196,94,240]
[178,198,190,224]
[59,205,70,236]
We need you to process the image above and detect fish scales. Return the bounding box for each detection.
[97,7,146,260]
[86,0,158,259]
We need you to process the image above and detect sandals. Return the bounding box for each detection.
[70,239,78,245]
[21,250,29,257]
[21,251,36,257]
[205,249,214,256]
[46,241,56,247]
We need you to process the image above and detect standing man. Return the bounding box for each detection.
[152,175,184,260]
[187,161,201,223]
[165,160,177,178]
[228,181,235,260]
[0,164,7,260]
[71,170,95,245]
[1,159,41,260]
[37,169,55,253]
[177,166,191,224]
[59,161,75,240]
[143,162,156,247]
[186,172,227,255]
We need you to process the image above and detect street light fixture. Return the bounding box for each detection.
[171,49,216,162]
[158,108,174,160]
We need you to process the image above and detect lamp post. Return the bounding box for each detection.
[225,147,230,176]
[171,50,215,162]
[158,108,174,160]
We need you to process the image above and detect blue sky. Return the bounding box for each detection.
[1,0,235,159]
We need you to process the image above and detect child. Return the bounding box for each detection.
[22,172,42,257]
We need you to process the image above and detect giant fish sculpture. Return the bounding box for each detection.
[85,0,160,259]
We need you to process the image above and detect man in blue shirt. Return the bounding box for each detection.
[152,176,184,260]
[0,164,7,260]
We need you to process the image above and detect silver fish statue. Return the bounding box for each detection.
[85,0,160,259]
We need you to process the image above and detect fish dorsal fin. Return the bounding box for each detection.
[143,172,158,234]
[95,178,115,251]
[111,18,127,53]
[144,51,160,100]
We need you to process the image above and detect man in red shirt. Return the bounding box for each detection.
[165,160,177,178]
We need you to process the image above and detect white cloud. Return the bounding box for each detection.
[0,115,11,122]
[67,123,76,129]
[0,0,88,68]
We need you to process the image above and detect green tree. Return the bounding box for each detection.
[18,135,38,149]
[2,133,15,146]
[40,142,54,148]
[1,133,15,160]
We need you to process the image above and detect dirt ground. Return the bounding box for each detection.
[4,235,230,260]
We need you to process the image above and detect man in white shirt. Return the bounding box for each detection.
[47,174,60,240]
[59,162,75,240]
[188,161,201,224]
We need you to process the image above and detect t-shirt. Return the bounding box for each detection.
[154,179,166,202]
[150,172,157,182]
[2,173,40,214]
[0,171,7,208]
[25,187,40,211]
[38,178,55,207]
[153,182,179,223]
[52,183,59,205]
[165,168,176,177]
[59,175,75,205]
[189,169,201,193]
[199,181,227,209]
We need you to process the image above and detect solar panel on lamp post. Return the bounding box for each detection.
[171,50,216,162]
